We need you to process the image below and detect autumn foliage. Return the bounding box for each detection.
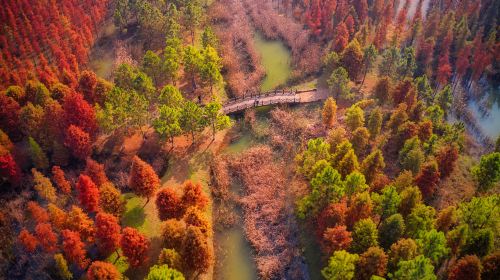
[156,187,183,221]
[61,229,89,269]
[448,255,482,280]
[120,227,150,267]
[0,0,110,89]
[76,174,100,213]
[65,125,92,160]
[129,156,160,203]
[87,261,121,280]
[51,166,71,194]
[18,228,38,252]
[95,212,121,256]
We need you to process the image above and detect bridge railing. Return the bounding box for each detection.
[223,96,302,114]
[223,88,316,106]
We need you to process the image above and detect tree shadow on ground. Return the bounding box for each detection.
[122,205,146,228]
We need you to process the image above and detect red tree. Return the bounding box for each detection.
[63,93,98,137]
[354,0,368,24]
[78,70,98,104]
[18,228,38,252]
[448,255,481,280]
[52,166,71,194]
[121,227,150,267]
[316,200,348,238]
[392,79,416,108]
[87,261,121,280]
[334,22,349,52]
[95,212,121,256]
[182,225,213,275]
[0,95,22,140]
[35,223,58,253]
[415,161,441,199]
[156,187,184,221]
[0,151,22,187]
[436,31,453,85]
[435,145,459,178]
[84,158,108,186]
[356,246,388,279]
[322,225,352,254]
[129,156,160,206]
[346,193,372,229]
[61,229,89,269]
[27,201,49,224]
[76,174,100,213]
[65,125,92,159]
[182,180,209,210]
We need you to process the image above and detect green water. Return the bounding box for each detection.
[253,32,292,91]
[215,127,258,280]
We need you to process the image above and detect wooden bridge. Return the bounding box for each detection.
[222,88,329,114]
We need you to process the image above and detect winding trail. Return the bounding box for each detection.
[223,88,329,114]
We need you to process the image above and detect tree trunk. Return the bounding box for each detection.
[359,67,368,91]
[142,197,150,209]
[114,249,121,264]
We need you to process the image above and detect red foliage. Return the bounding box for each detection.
[448,255,481,280]
[182,180,209,211]
[470,36,493,82]
[436,30,453,85]
[346,194,372,229]
[334,22,349,52]
[52,166,71,194]
[435,145,459,179]
[392,79,416,108]
[455,45,471,79]
[18,228,38,252]
[354,0,368,23]
[0,95,22,140]
[76,174,100,213]
[84,158,108,186]
[95,212,121,256]
[65,125,92,160]
[61,229,89,269]
[156,187,184,221]
[0,151,22,186]
[415,161,441,200]
[87,261,121,280]
[182,225,213,275]
[27,201,49,224]
[129,156,160,201]
[78,70,98,104]
[417,120,433,142]
[322,225,352,254]
[316,200,348,238]
[0,0,110,89]
[120,227,150,267]
[63,92,98,137]
[35,223,58,253]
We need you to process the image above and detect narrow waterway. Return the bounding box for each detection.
[253,31,292,91]
[215,31,294,279]
[214,131,258,280]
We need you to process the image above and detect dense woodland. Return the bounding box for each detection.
[0,0,499,280]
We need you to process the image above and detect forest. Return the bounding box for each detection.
[0,0,499,280]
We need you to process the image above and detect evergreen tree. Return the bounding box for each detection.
[328,67,351,100]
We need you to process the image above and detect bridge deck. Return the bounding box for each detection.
[222,88,328,114]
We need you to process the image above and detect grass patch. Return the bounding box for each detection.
[106,249,129,274]
[121,193,161,238]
